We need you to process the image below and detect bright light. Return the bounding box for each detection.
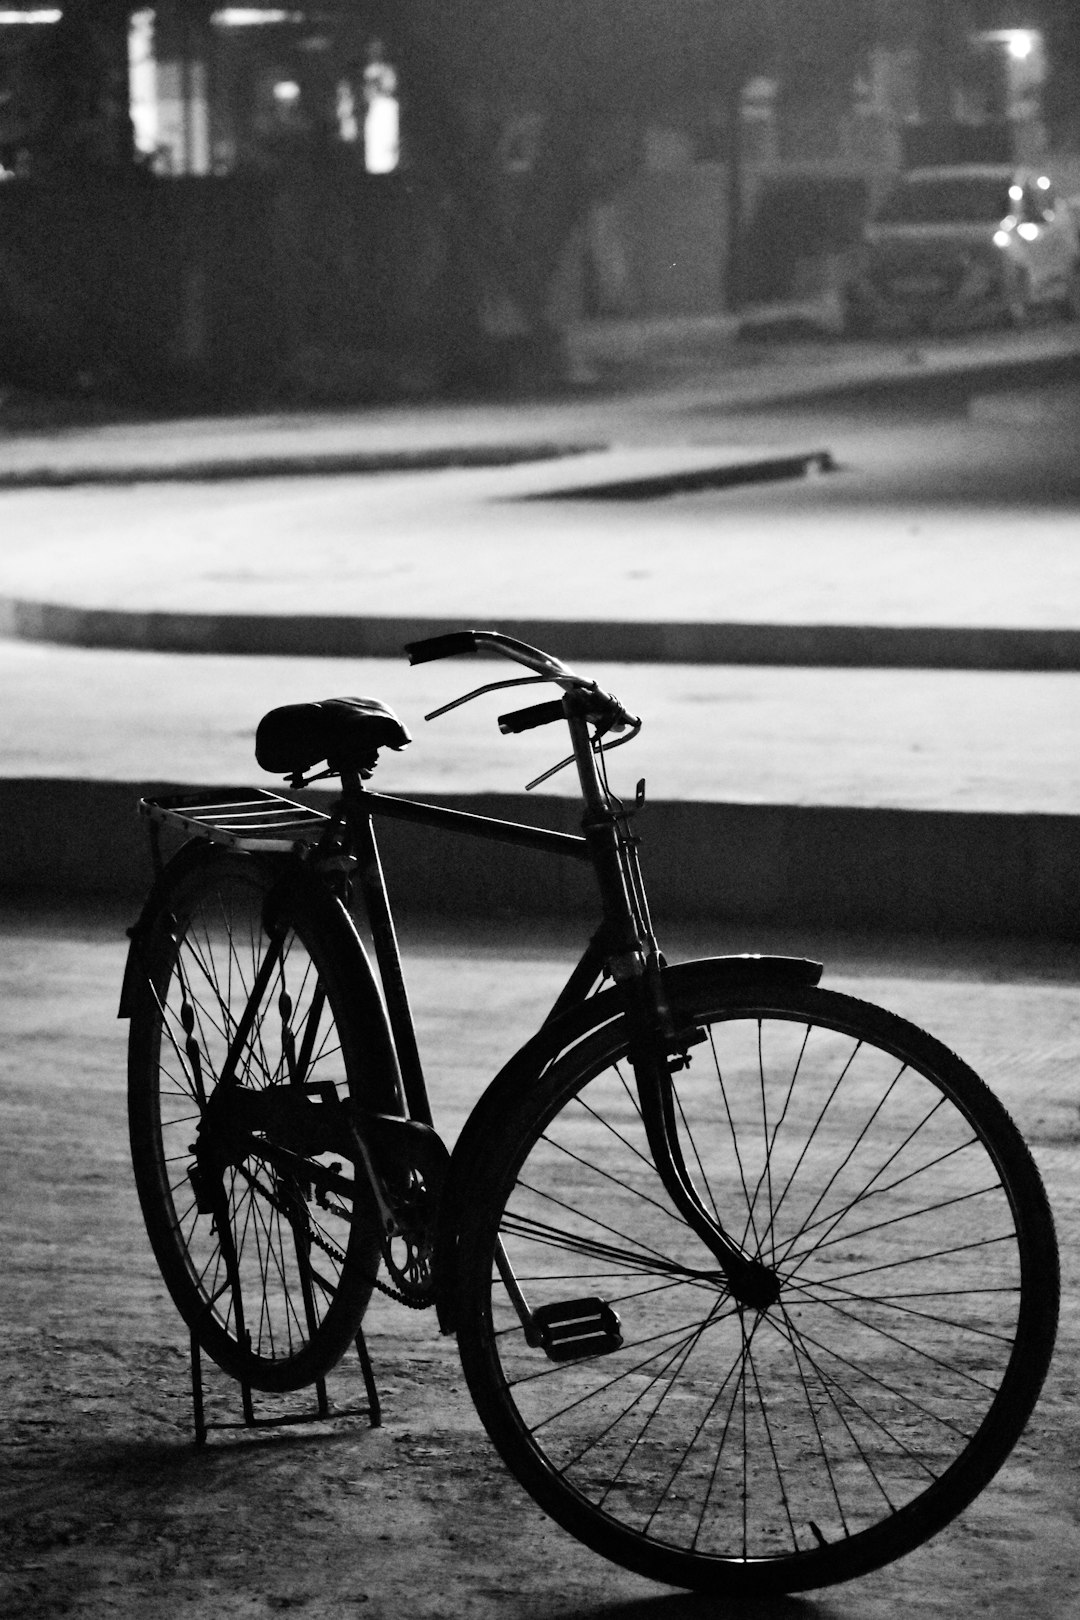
[993,229,1012,248]
[1018,222,1039,241]
[128,8,158,158]
[0,9,61,20]
[1037,175,1050,190]
[212,9,303,25]
[1006,30,1035,60]
[272,79,301,102]
[1009,184,1024,202]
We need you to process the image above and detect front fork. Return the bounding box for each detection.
[566,701,781,1315]
[623,970,781,1311]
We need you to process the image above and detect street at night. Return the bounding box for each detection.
[2,323,1079,1618]
[3,1,1080,1614]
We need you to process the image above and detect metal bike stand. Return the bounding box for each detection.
[189,1328,382,1446]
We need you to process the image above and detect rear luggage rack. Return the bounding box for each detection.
[140,789,332,852]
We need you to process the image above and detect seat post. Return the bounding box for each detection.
[341,770,432,1127]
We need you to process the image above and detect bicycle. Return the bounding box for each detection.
[120,628,1059,1597]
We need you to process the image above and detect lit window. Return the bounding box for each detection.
[336,80,358,143]
[363,39,398,173]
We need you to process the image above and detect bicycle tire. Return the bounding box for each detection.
[127,845,399,1392]
[454,974,1058,1595]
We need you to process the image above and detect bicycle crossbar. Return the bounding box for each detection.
[358,791,590,861]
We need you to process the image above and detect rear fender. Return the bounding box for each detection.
[118,838,230,1018]
[118,840,300,1017]
[434,952,822,1332]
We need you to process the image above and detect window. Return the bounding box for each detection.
[362,37,398,174]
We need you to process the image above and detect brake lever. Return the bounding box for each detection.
[424,675,548,722]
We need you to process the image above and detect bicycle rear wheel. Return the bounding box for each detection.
[454,974,1058,1594]
[127,846,399,1392]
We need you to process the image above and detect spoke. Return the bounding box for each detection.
[745,1326,801,1552]
[781,1179,1006,1284]
[753,1022,776,1261]
[670,1082,722,1224]
[746,1018,811,1261]
[800,1229,1020,1289]
[784,1310,852,1538]
[510,1308,729,1407]
[500,1208,721,1284]
[595,1299,731,1517]
[707,1026,762,1251]
[776,1131,982,1275]
[535,1130,690,1231]
[778,1275,1009,1393]
[753,1033,865,1255]
[797,1275,1019,1344]
[775,1303,905,1512]
[766,1059,912,1264]
[762,1310,974,1443]
[492,1274,706,1341]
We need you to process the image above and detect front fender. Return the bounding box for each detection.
[434,952,821,1332]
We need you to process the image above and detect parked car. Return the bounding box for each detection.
[845,164,1080,334]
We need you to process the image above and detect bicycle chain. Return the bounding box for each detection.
[241,1163,435,1310]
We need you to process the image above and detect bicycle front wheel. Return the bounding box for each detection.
[127,846,398,1392]
[455,975,1058,1594]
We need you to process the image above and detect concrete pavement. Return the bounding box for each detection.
[1,322,1078,934]
[2,905,1076,1620]
[1,324,1078,670]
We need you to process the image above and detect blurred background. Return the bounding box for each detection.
[0,0,1078,404]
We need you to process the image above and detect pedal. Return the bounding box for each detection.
[528,1297,623,1362]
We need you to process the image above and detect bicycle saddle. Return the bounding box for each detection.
[255,696,411,779]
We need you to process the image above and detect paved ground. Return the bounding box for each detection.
[1,322,1077,482]
[2,328,1078,1616]
[0,908,1076,1620]
[1,324,1078,932]
[3,641,1079,814]
[0,327,1078,654]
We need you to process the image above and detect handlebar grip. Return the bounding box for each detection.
[405,632,480,665]
[498,699,566,735]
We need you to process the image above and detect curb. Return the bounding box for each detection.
[5,779,1077,940]
[3,600,1078,670]
[0,439,601,490]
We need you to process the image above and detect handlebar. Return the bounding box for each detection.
[404,631,480,665]
[497,699,566,735]
[405,629,578,686]
[403,629,641,787]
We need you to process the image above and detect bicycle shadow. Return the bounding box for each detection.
[3,1433,852,1620]
[556,1592,822,1620]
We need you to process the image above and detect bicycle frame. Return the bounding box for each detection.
[332,688,783,1314]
